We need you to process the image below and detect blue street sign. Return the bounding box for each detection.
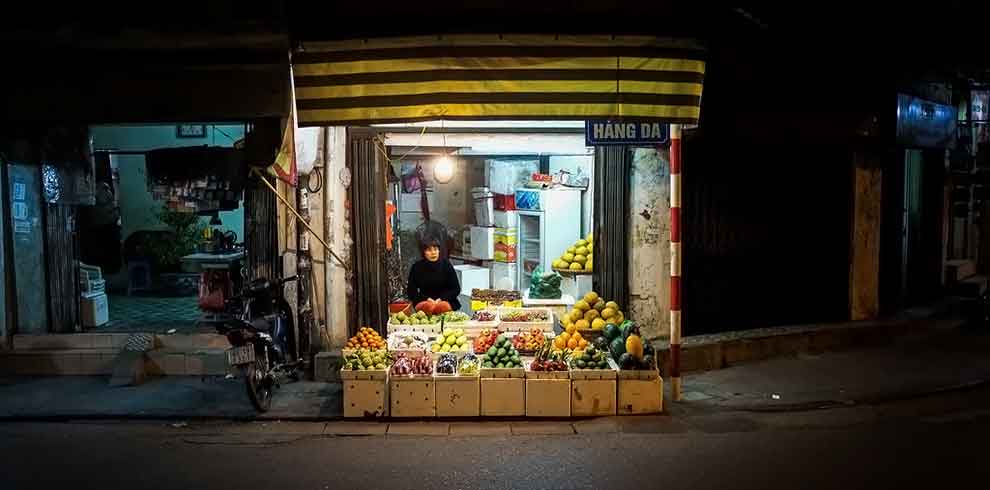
[585,120,670,146]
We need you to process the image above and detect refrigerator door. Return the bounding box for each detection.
[517,210,544,291]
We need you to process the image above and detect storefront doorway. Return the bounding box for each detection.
[77,124,249,333]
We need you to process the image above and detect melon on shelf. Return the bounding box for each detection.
[553,233,594,273]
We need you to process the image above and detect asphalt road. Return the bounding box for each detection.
[2,390,989,490]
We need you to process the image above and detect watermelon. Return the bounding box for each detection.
[609,336,626,360]
[593,336,610,352]
[619,320,637,340]
[603,323,620,341]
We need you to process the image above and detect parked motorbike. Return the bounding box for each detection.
[216,273,300,412]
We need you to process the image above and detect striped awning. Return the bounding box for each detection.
[292,35,705,127]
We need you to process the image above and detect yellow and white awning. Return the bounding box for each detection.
[292,35,705,126]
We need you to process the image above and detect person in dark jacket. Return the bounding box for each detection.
[406,238,462,311]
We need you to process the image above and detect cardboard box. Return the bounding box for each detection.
[390,376,436,417]
[480,377,525,416]
[455,264,490,296]
[435,375,480,417]
[494,210,518,228]
[80,292,109,327]
[617,377,663,415]
[571,379,617,416]
[469,226,496,260]
[494,227,519,245]
[526,378,571,417]
[343,379,389,418]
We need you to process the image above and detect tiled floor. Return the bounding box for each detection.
[94,294,211,333]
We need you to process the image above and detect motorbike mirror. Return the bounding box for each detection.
[240,267,249,279]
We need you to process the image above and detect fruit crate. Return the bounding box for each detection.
[526,377,571,417]
[511,332,553,356]
[480,377,525,416]
[343,380,390,418]
[571,378,617,416]
[341,367,389,418]
[387,322,442,336]
[480,366,526,379]
[552,267,592,276]
[340,367,389,381]
[341,348,387,358]
[615,366,661,380]
[387,331,433,358]
[568,360,617,380]
[389,374,436,418]
[618,375,663,415]
[497,307,554,333]
[462,310,500,335]
[435,373,480,417]
[525,361,569,380]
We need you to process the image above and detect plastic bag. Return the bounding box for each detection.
[528,266,563,299]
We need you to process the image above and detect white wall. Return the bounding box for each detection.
[628,148,671,340]
[549,155,594,236]
[89,124,247,242]
[324,126,352,349]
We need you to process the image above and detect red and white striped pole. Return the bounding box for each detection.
[669,123,683,401]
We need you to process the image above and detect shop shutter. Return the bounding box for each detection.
[45,204,79,333]
[348,128,389,333]
[245,174,280,282]
[293,35,704,126]
[593,146,630,308]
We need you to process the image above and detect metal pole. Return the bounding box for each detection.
[669,124,683,401]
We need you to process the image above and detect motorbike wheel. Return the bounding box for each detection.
[243,358,273,413]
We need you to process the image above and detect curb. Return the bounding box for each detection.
[708,379,989,413]
[0,413,346,423]
[652,315,966,375]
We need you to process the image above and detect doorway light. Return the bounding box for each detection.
[434,155,454,184]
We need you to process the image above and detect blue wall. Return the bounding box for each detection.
[89,124,246,242]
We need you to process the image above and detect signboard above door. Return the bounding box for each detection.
[585,120,669,146]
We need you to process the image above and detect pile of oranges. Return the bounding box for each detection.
[345,327,385,351]
[552,324,589,351]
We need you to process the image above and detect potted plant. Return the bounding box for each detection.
[143,206,203,294]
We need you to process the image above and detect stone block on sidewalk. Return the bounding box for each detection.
[315,351,342,383]
[109,351,147,387]
[681,343,723,372]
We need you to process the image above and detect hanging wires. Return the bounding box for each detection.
[372,124,429,165]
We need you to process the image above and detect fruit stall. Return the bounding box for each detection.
[341,289,661,419]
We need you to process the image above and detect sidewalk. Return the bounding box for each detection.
[1,318,987,421]
[677,319,990,412]
[0,376,342,420]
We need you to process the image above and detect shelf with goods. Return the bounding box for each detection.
[497,306,554,333]
[551,233,594,275]
[470,288,523,310]
[343,292,660,418]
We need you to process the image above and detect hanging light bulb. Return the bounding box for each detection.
[433,119,454,184]
[434,154,454,184]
